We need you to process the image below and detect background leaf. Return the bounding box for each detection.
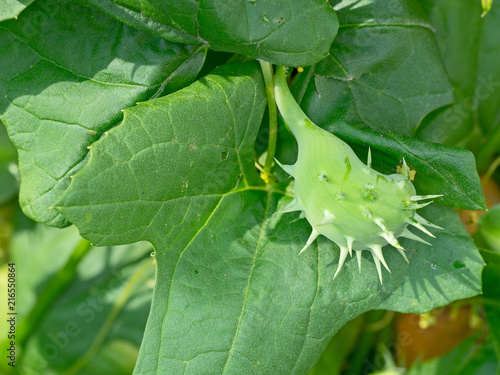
[288,0,453,137]
[477,205,500,251]
[0,224,154,375]
[57,62,482,374]
[86,0,339,67]
[0,0,207,227]
[417,0,500,153]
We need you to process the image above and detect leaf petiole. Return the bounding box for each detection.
[259,60,278,184]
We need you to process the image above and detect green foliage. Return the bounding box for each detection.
[0,224,154,374]
[477,206,500,251]
[291,0,453,137]
[0,0,34,22]
[0,0,497,374]
[57,62,482,372]
[418,0,500,157]
[86,0,339,66]
[0,0,207,227]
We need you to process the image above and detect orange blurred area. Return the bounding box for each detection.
[395,305,479,367]
[459,177,500,233]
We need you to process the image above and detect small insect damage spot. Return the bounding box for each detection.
[220,150,229,161]
[189,138,197,151]
[335,191,348,200]
[181,180,189,193]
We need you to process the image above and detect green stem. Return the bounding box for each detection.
[363,311,395,332]
[16,239,92,348]
[477,125,500,171]
[274,65,311,138]
[259,61,278,179]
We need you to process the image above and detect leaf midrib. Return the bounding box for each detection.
[220,190,272,374]
[151,187,278,375]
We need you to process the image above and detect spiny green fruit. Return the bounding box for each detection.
[273,66,442,283]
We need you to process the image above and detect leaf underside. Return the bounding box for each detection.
[282,0,485,210]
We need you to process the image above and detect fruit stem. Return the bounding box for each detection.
[274,66,313,139]
[259,61,278,182]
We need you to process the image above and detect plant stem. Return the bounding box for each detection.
[16,238,93,348]
[259,60,278,181]
[477,125,500,171]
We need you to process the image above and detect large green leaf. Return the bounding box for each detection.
[0,224,154,375]
[86,0,339,67]
[0,0,34,21]
[308,315,364,375]
[417,0,500,152]
[280,0,485,211]
[0,0,207,227]
[289,0,453,137]
[58,62,267,244]
[58,62,482,374]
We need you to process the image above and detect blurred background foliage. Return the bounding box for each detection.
[0,128,156,373]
